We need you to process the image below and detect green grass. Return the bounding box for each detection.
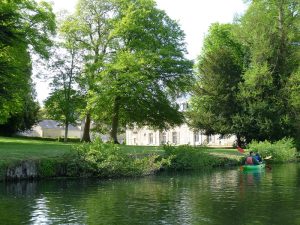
[0,136,73,163]
[203,148,244,160]
[118,145,164,155]
[0,136,242,163]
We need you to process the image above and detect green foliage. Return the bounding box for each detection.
[0,92,40,135]
[163,145,237,170]
[248,138,297,162]
[38,159,56,177]
[189,23,244,136]
[237,63,291,141]
[190,0,300,144]
[286,68,300,146]
[44,89,83,125]
[69,139,163,177]
[235,0,300,142]
[44,23,85,141]
[0,0,56,129]
[65,0,193,143]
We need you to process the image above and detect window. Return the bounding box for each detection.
[207,135,213,143]
[161,132,167,144]
[172,132,177,144]
[194,131,199,142]
[149,133,153,144]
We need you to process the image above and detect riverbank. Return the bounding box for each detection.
[0,137,243,181]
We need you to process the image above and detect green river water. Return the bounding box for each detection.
[0,163,300,225]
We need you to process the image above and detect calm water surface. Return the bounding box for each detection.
[1,163,300,225]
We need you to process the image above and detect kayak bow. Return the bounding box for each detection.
[242,163,265,171]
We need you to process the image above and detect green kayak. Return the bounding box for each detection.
[242,163,265,171]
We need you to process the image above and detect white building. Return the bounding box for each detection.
[19,120,125,142]
[126,96,236,147]
[126,124,236,147]
[19,120,82,139]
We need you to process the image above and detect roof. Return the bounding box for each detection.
[38,120,80,131]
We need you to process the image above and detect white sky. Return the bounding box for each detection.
[36,0,248,104]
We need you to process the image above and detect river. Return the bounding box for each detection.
[1,163,300,225]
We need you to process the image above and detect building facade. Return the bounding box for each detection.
[126,124,236,147]
[19,120,82,138]
[126,95,236,147]
[19,120,125,142]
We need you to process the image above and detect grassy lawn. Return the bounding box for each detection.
[0,137,74,163]
[203,148,244,160]
[0,136,242,163]
[118,145,164,155]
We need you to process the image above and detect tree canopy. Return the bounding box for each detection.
[189,0,300,145]
[189,23,245,142]
[0,0,55,134]
[62,0,193,143]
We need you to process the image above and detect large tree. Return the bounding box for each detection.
[188,23,245,144]
[44,15,84,142]
[190,0,299,144]
[64,0,193,143]
[61,0,115,142]
[236,0,300,142]
[0,0,55,133]
[93,0,193,143]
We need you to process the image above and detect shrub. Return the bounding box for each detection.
[69,138,163,178]
[38,159,56,177]
[248,138,297,162]
[163,145,217,170]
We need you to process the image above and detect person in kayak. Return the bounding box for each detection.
[255,152,263,163]
[243,151,260,165]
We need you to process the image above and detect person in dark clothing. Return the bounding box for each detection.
[243,151,260,165]
[255,152,263,163]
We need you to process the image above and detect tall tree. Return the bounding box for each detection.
[0,0,55,132]
[44,14,84,142]
[61,0,114,142]
[90,0,193,143]
[65,0,193,143]
[236,0,300,142]
[286,67,300,146]
[188,23,245,144]
[44,89,82,141]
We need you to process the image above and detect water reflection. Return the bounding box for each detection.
[30,195,50,225]
[0,164,299,225]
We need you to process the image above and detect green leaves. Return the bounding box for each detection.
[189,23,244,136]
[64,0,193,142]
[190,0,300,144]
[0,0,56,129]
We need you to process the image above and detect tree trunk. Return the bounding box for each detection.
[110,96,120,144]
[81,113,91,142]
[64,119,69,143]
[236,134,243,147]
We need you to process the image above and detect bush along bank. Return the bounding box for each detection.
[248,138,298,163]
[66,139,167,178]
[1,140,241,181]
[163,145,240,170]
[64,142,241,176]
[0,139,167,181]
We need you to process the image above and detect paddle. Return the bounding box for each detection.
[263,156,272,170]
[264,156,272,160]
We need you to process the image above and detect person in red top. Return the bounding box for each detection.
[243,151,260,165]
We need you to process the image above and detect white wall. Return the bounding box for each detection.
[126,124,236,147]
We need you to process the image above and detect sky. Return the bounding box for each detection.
[36,0,248,104]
